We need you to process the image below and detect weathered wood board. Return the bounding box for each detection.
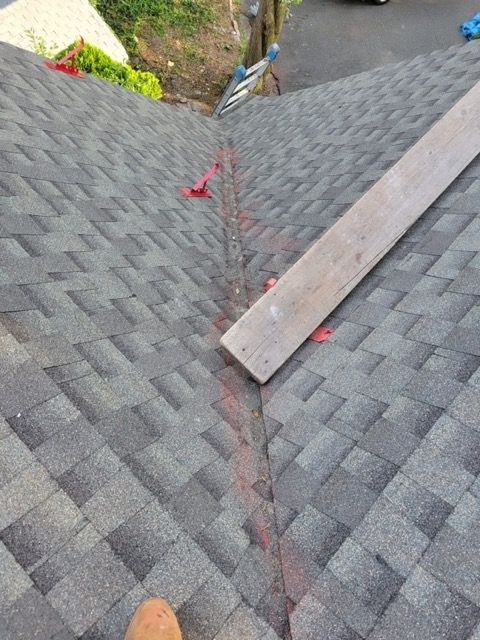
[221,80,480,384]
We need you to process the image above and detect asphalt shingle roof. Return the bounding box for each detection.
[0,39,480,640]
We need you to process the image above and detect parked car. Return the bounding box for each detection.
[373,0,390,4]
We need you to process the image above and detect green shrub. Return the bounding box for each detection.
[54,41,162,100]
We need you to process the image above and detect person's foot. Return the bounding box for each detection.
[124,598,182,640]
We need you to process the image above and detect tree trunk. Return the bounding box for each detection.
[245,0,287,68]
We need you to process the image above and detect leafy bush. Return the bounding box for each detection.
[25,28,58,58]
[95,0,215,55]
[54,41,162,100]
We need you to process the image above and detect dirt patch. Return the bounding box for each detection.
[134,0,244,110]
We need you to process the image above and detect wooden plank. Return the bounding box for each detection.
[220,81,480,384]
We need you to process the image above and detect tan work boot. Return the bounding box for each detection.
[124,598,182,640]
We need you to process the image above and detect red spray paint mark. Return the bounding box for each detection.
[215,147,299,635]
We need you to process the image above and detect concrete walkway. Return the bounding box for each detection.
[276,0,479,93]
[0,0,127,62]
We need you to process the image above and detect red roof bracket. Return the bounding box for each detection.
[263,277,277,292]
[44,37,85,77]
[181,162,220,198]
[309,326,335,343]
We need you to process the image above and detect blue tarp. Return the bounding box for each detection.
[461,12,480,41]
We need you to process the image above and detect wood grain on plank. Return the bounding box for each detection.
[221,80,480,384]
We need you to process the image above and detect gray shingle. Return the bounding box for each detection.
[368,595,445,640]
[57,445,122,507]
[303,388,346,420]
[232,545,274,607]
[303,342,354,378]
[8,393,81,448]
[60,373,124,422]
[177,571,242,640]
[341,447,397,492]
[0,542,32,610]
[330,322,373,351]
[333,393,386,433]
[421,525,480,607]
[382,473,452,538]
[2,490,83,573]
[312,467,378,528]
[197,512,249,578]
[24,335,82,369]
[295,426,354,481]
[81,583,150,640]
[313,569,378,637]
[403,369,464,409]
[444,326,480,356]
[30,523,102,595]
[46,541,136,636]
[0,586,68,640]
[0,362,59,418]
[353,497,430,577]
[406,317,456,346]
[0,334,30,377]
[291,594,361,640]
[167,478,220,537]
[423,351,478,382]
[401,566,480,639]
[212,604,278,640]
[34,417,104,477]
[327,538,404,614]
[81,467,153,535]
[348,302,390,328]
[174,435,219,474]
[143,534,216,609]
[362,359,415,404]
[402,440,474,506]
[448,267,480,295]
[427,414,480,475]
[448,385,480,430]
[130,441,190,503]
[0,462,57,531]
[359,418,420,465]
[0,285,34,312]
[107,500,181,580]
[196,456,233,501]
[380,310,419,336]
[281,506,349,601]
[94,407,159,458]
[447,491,480,541]
[381,270,423,293]
[0,433,35,487]
[383,395,442,437]
[320,367,370,401]
[427,249,475,279]
[273,461,322,512]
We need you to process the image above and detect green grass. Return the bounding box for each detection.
[183,40,204,61]
[96,0,215,55]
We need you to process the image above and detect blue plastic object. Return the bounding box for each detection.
[266,43,280,62]
[234,65,247,81]
[460,12,480,41]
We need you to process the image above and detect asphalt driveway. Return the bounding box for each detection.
[276,0,479,92]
